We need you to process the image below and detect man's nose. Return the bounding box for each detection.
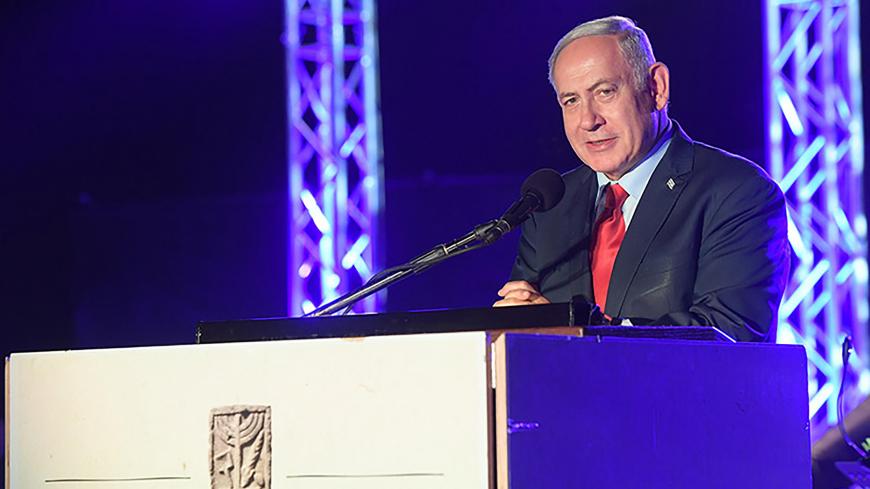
[579,104,604,131]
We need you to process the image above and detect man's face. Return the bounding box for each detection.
[552,35,660,180]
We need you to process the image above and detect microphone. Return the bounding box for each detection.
[482,168,566,244]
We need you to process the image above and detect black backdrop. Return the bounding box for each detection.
[1,1,867,351]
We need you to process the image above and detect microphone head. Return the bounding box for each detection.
[520,168,566,211]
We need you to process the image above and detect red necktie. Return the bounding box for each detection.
[590,183,629,312]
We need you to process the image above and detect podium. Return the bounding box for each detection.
[6,305,810,488]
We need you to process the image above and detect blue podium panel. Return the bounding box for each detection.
[503,335,810,488]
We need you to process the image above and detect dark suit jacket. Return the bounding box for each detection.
[510,123,790,342]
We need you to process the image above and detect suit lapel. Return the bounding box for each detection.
[605,123,695,317]
[548,166,598,301]
[571,169,599,299]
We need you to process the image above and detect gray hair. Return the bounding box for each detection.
[548,16,656,91]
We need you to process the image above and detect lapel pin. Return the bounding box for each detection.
[666,178,676,190]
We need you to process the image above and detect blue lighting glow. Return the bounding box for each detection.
[287,0,383,316]
[765,0,866,432]
[776,82,805,136]
[301,189,332,233]
[785,210,811,261]
[780,259,830,317]
[836,263,855,285]
[797,171,826,200]
[808,291,832,317]
[341,235,370,270]
[856,257,869,283]
[780,136,824,192]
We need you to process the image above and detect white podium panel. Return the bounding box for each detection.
[6,332,492,488]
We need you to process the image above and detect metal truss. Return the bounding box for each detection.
[285,0,383,316]
[764,0,866,431]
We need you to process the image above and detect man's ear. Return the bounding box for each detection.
[648,62,670,111]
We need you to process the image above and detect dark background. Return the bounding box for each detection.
[1,0,868,464]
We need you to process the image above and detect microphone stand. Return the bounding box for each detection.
[305,220,499,317]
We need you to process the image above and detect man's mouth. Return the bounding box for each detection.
[585,137,617,150]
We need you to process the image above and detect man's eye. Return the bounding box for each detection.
[562,97,578,106]
[598,88,616,97]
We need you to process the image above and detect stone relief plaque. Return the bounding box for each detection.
[210,405,271,489]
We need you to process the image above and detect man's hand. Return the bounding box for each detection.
[493,280,551,307]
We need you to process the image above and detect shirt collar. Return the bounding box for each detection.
[595,120,675,199]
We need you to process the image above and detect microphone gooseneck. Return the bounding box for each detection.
[305,168,566,317]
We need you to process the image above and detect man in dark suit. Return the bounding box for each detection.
[493,16,790,342]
